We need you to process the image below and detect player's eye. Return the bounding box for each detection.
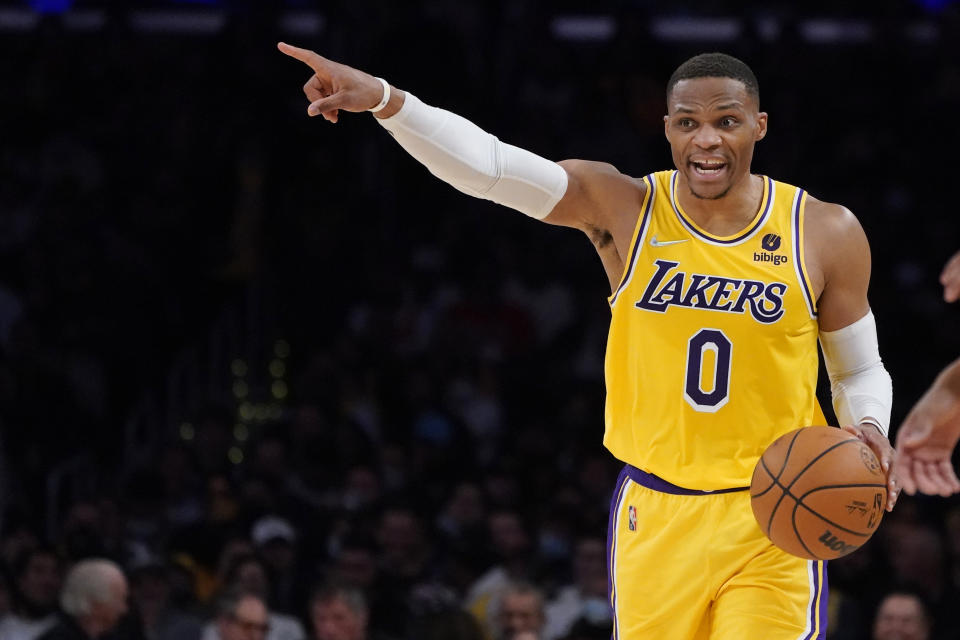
[678,118,695,128]
[720,116,738,127]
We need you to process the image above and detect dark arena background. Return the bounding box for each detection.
[1,1,959,639]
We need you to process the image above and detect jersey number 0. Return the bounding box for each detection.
[684,328,732,412]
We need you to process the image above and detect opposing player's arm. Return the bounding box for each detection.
[941,250,960,302]
[277,42,636,238]
[807,199,897,508]
[894,357,960,496]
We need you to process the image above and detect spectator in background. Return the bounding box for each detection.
[128,558,202,640]
[37,559,128,640]
[0,525,38,570]
[59,503,108,564]
[376,507,428,585]
[308,585,368,640]
[214,589,269,640]
[436,483,485,544]
[872,590,930,640]
[328,538,376,594]
[466,510,533,636]
[542,536,609,640]
[371,505,430,636]
[156,444,204,529]
[883,522,957,633]
[214,537,255,594]
[250,517,303,615]
[495,583,545,640]
[201,554,304,640]
[0,546,62,640]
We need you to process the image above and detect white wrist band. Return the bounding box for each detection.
[369,77,390,112]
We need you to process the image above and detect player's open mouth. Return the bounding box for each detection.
[690,160,727,176]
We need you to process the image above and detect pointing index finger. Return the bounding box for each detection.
[277,42,327,73]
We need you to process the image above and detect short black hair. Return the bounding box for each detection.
[667,53,759,104]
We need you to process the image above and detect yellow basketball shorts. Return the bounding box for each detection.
[607,465,827,640]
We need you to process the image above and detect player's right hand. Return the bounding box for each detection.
[277,42,386,123]
[940,250,960,302]
[893,369,960,497]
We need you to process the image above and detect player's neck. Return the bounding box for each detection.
[676,173,764,237]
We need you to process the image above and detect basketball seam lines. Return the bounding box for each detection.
[776,477,884,556]
[794,482,887,538]
[760,430,807,535]
[759,437,867,553]
[752,429,803,499]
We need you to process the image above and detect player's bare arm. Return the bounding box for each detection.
[278,43,647,293]
[805,198,898,509]
[894,357,960,496]
[941,249,960,302]
[548,160,648,291]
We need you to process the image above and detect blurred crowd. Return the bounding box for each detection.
[1,1,960,640]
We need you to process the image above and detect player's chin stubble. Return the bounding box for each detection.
[689,184,732,200]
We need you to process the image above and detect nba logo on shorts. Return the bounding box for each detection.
[628,505,637,531]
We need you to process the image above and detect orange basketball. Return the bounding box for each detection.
[750,426,887,560]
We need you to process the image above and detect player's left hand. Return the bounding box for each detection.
[842,423,898,511]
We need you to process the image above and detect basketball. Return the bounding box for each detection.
[750,426,887,560]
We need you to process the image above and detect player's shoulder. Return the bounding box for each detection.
[802,194,868,247]
[803,194,858,226]
[558,159,647,191]
[800,193,871,290]
[548,159,648,230]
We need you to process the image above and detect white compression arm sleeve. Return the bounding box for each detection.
[376,92,568,220]
[819,310,893,436]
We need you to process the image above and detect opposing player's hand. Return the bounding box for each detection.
[842,423,898,511]
[940,250,960,302]
[893,364,960,497]
[277,42,389,123]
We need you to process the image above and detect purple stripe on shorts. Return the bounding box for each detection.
[607,467,631,639]
[623,465,748,496]
[802,562,820,640]
[802,560,829,640]
[817,561,829,639]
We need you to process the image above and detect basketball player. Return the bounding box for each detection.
[892,251,960,497]
[278,44,896,639]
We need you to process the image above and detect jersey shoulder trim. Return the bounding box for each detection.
[609,174,656,307]
[790,187,818,318]
[669,171,775,246]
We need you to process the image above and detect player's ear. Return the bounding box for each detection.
[755,112,768,141]
[663,114,670,139]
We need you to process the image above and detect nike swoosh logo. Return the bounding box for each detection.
[649,235,688,247]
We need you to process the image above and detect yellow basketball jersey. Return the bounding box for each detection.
[604,170,823,490]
